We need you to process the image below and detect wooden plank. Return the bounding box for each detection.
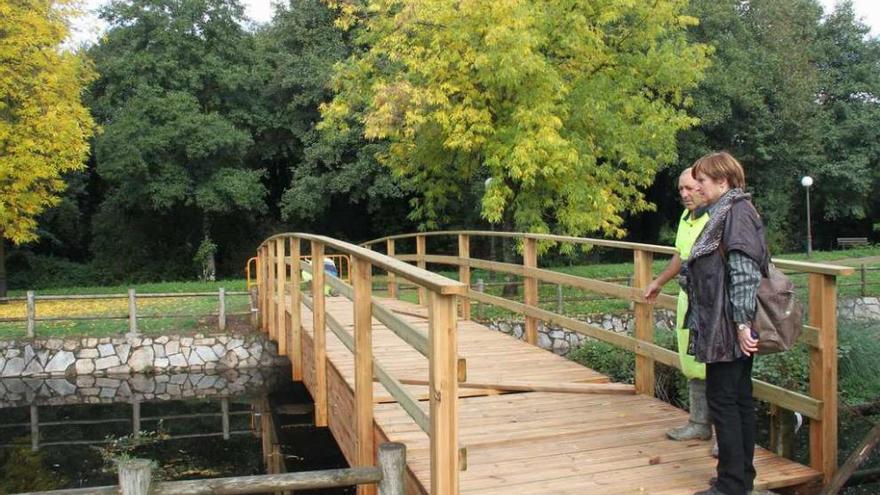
[352,256,376,495]
[458,234,471,321]
[387,239,397,298]
[809,273,838,483]
[312,240,328,427]
[523,237,538,345]
[416,234,427,306]
[276,238,288,356]
[428,292,459,495]
[289,237,303,381]
[397,379,634,395]
[633,249,654,397]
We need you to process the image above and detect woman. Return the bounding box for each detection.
[683,152,768,495]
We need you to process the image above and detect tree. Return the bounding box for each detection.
[88,0,266,280]
[0,0,97,296]
[320,0,709,239]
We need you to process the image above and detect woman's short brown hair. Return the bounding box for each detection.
[691,151,746,189]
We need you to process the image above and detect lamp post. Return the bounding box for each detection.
[801,175,813,257]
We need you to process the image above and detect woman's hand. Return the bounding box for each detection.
[737,324,759,357]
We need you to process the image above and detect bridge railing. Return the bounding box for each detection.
[363,230,853,485]
[256,234,466,495]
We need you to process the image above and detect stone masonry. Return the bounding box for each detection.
[0,332,288,378]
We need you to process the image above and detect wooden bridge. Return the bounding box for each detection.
[253,231,853,494]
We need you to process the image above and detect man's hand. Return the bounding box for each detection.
[643,280,662,304]
[737,325,759,357]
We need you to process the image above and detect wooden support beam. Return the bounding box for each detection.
[632,249,654,397]
[428,292,459,495]
[289,237,302,381]
[523,237,538,345]
[311,240,329,427]
[386,239,397,299]
[809,273,839,483]
[276,237,288,356]
[352,256,375,495]
[458,234,471,320]
[416,235,427,306]
[267,243,277,340]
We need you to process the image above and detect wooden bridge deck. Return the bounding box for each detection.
[294,296,821,495]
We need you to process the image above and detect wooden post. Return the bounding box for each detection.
[352,256,375,495]
[289,237,302,381]
[428,292,459,495]
[26,290,35,338]
[267,243,277,339]
[378,442,406,495]
[416,235,427,306]
[311,241,328,427]
[128,289,138,335]
[258,248,266,332]
[633,249,655,397]
[118,458,152,495]
[476,279,485,320]
[809,273,839,483]
[556,284,564,314]
[276,238,288,356]
[30,404,38,451]
[523,237,538,345]
[387,239,397,299]
[250,287,259,328]
[219,288,227,331]
[861,263,867,297]
[769,405,795,458]
[221,397,230,440]
[458,234,471,320]
[132,400,141,434]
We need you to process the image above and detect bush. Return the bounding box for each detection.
[6,253,104,290]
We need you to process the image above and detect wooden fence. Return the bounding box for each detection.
[0,290,249,337]
[256,234,466,495]
[361,230,854,485]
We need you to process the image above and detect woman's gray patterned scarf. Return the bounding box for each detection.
[689,188,750,261]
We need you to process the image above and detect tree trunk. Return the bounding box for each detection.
[0,236,6,299]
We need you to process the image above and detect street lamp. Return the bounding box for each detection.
[801,175,814,257]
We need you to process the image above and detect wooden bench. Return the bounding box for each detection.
[837,237,869,249]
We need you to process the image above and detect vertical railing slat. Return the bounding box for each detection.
[429,291,459,495]
[458,234,471,320]
[809,273,838,483]
[523,237,538,345]
[276,238,288,356]
[352,256,375,495]
[387,239,397,299]
[267,243,277,340]
[311,240,329,427]
[289,237,303,381]
[416,235,427,306]
[633,249,654,396]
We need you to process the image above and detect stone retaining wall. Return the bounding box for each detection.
[838,296,880,321]
[0,332,287,378]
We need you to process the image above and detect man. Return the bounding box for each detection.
[644,167,711,442]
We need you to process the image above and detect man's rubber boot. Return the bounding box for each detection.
[667,379,712,441]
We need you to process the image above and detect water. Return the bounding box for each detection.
[0,367,351,494]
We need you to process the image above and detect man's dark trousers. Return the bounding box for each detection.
[706,357,756,495]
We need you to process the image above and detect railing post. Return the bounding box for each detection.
[289,237,303,381]
[267,243,277,339]
[476,279,485,320]
[128,289,138,336]
[860,263,866,297]
[428,291,459,495]
[249,287,259,327]
[523,237,538,345]
[632,249,655,397]
[218,288,226,331]
[387,239,397,299]
[118,458,152,495]
[26,290,35,338]
[258,247,266,332]
[378,442,406,495]
[276,237,288,356]
[458,234,471,320]
[311,240,329,427]
[352,256,375,495]
[416,234,427,306]
[30,404,38,451]
[556,284,564,314]
[809,273,839,483]
[221,397,230,440]
[132,399,141,434]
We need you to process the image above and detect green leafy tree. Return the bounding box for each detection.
[0,0,97,296]
[320,0,710,238]
[88,0,266,280]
